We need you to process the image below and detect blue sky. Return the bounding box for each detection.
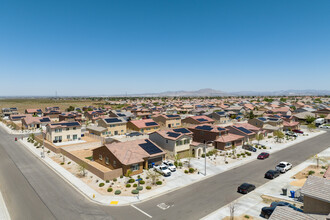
[1,0,330,96]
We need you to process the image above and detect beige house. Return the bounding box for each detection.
[46,121,82,143]
[127,119,160,134]
[87,117,127,137]
[152,114,181,128]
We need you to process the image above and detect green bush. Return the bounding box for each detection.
[146,186,151,190]
[60,162,64,165]
[115,190,121,195]
[178,162,183,167]
[320,171,324,174]
[139,180,145,184]
[99,183,105,187]
[113,178,117,182]
[189,168,194,173]
[184,170,189,174]
[322,166,327,169]
[131,189,139,194]
[34,142,38,146]
[201,154,205,158]
[128,179,135,183]
[133,183,137,187]
[47,150,50,153]
[308,170,315,175]
[136,186,143,191]
[156,181,162,185]
[126,184,131,188]
[225,161,228,164]
[67,161,71,164]
[106,180,110,183]
[107,187,113,192]
[174,161,178,166]
[244,215,250,219]
[120,175,123,178]
[146,176,149,179]
[137,175,141,178]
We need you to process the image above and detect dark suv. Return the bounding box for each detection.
[242,144,257,152]
[237,183,256,194]
[264,170,280,179]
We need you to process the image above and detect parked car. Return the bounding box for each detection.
[162,161,176,172]
[257,152,269,159]
[319,124,330,129]
[261,202,303,218]
[237,183,256,194]
[275,161,292,173]
[242,144,257,152]
[292,129,304,134]
[154,165,171,177]
[264,170,280,179]
[285,131,298,137]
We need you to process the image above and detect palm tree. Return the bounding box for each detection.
[310,154,328,168]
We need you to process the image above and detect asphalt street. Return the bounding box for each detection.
[0,126,329,220]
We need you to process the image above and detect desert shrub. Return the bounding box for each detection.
[47,150,50,153]
[133,183,137,187]
[146,186,151,190]
[139,180,145,184]
[107,187,113,192]
[184,170,189,174]
[67,161,71,164]
[146,176,149,179]
[178,162,183,167]
[189,168,194,173]
[320,171,324,174]
[225,161,228,164]
[60,162,64,165]
[106,180,109,183]
[131,190,139,194]
[244,215,250,219]
[113,178,117,182]
[128,179,135,183]
[322,166,327,169]
[99,183,105,187]
[201,154,205,158]
[136,186,143,191]
[115,190,121,195]
[126,184,131,188]
[308,170,315,175]
[34,142,38,146]
[156,181,162,185]
[120,175,123,178]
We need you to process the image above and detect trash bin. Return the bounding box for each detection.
[282,188,287,196]
[290,190,295,198]
[15,137,17,141]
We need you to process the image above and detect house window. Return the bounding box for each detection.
[105,157,109,165]
[113,160,116,167]
[73,135,77,140]
[166,140,168,143]
[73,127,76,130]
[99,154,103,160]
[131,164,139,171]
[67,135,70,140]
[66,128,69,131]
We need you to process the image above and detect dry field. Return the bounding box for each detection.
[0,98,103,113]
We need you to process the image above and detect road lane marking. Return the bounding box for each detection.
[131,204,152,218]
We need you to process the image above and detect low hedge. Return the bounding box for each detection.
[131,189,139,194]
[146,186,151,190]
[136,186,143,191]
[99,183,105,187]
[126,184,131,188]
[156,181,162,185]
[139,180,145,184]
[128,179,135,183]
[133,183,137,187]
[115,190,121,195]
[107,187,113,192]
[189,168,194,173]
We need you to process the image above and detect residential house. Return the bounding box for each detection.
[248,117,283,134]
[188,124,244,150]
[84,110,106,122]
[313,108,330,118]
[149,128,192,158]
[45,121,82,143]
[131,108,152,119]
[292,112,316,123]
[92,139,166,176]
[25,109,43,117]
[1,107,18,117]
[127,119,160,134]
[59,112,83,122]
[152,114,181,128]
[225,125,256,143]
[9,114,27,121]
[301,176,330,214]
[22,115,51,129]
[87,117,127,137]
[43,107,61,118]
[269,206,315,220]
[182,115,215,126]
[207,111,230,124]
[269,107,292,116]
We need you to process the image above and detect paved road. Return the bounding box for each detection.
[0,126,329,220]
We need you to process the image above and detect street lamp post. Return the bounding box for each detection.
[204,141,213,176]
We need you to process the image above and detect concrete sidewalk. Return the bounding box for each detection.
[202,147,330,220]
[0,190,10,220]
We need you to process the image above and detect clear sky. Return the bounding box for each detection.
[1,0,330,96]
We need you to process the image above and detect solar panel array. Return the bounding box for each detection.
[105,118,122,123]
[195,125,213,131]
[139,140,163,155]
[268,118,278,121]
[216,112,226,115]
[56,122,80,127]
[173,128,191,134]
[258,117,267,121]
[196,118,208,122]
[166,132,180,138]
[145,122,158,126]
[40,118,51,123]
[234,126,252,134]
[217,127,225,131]
[117,113,125,117]
[166,115,180,118]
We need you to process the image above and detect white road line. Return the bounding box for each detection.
[131,204,152,219]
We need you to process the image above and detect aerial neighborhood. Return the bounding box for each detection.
[1,96,330,219]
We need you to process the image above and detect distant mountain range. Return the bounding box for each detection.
[123,88,330,97]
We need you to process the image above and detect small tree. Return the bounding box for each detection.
[229,202,237,220]
[67,106,75,112]
[305,115,316,124]
[146,170,160,185]
[30,133,35,141]
[187,151,194,168]
[256,133,264,144]
[78,162,88,177]
[274,130,284,143]
[231,143,237,155]
[310,154,328,168]
[307,123,316,131]
[126,169,132,178]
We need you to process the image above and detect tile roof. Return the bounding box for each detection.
[234,123,260,131]
[216,133,244,143]
[269,206,315,220]
[301,176,330,203]
[103,139,165,165]
[129,119,159,129]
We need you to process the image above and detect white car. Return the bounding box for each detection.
[162,161,176,172]
[275,162,292,173]
[154,165,171,176]
[319,124,330,129]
